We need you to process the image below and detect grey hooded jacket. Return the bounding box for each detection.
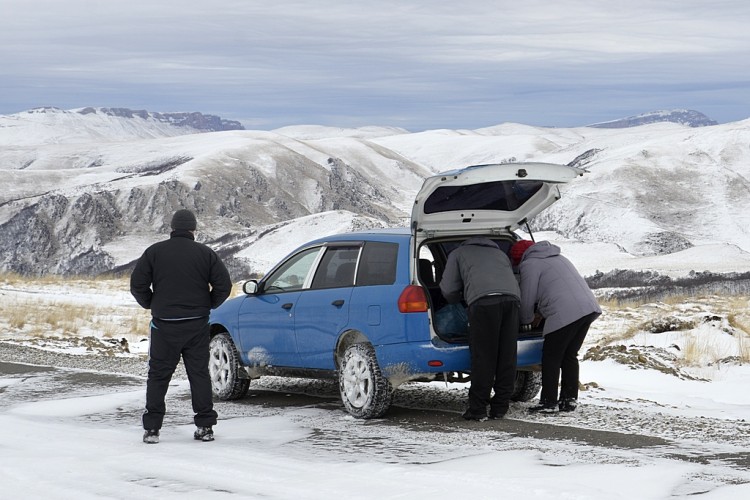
[439,237,520,306]
[518,241,601,335]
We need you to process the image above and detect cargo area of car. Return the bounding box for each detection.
[417,237,545,343]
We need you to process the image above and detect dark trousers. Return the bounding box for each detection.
[467,296,519,414]
[143,317,218,430]
[539,312,600,404]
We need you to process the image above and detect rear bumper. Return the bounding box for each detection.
[374,336,543,379]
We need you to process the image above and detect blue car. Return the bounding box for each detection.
[208,162,585,418]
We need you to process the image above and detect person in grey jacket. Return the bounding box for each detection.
[511,240,601,413]
[440,237,520,420]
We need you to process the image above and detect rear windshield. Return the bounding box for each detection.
[424,180,543,213]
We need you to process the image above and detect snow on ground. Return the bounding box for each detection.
[1,362,749,500]
[0,395,708,499]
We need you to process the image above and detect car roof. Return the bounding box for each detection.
[305,227,411,246]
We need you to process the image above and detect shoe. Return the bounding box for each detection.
[143,429,160,444]
[462,409,487,421]
[488,404,508,420]
[559,398,578,412]
[194,426,214,442]
[528,402,558,414]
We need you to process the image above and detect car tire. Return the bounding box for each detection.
[209,333,250,401]
[338,343,393,419]
[511,370,542,402]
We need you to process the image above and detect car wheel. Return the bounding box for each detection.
[511,370,542,402]
[209,333,250,400]
[338,343,393,419]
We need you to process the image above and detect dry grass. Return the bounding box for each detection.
[0,273,149,341]
[595,315,643,345]
[680,335,717,366]
[727,310,750,363]
[593,293,750,367]
[5,300,29,330]
[1,272,124,286]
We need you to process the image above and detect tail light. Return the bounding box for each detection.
[397,285,429,313]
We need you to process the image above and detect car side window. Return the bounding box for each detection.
[357,241,398,286]
[263,247,320,293]
[310,246,360,289]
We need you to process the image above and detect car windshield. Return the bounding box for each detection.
[423,180,543,213]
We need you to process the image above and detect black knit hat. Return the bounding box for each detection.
[170,209,197,231]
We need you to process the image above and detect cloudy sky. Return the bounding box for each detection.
[2,0,749,131]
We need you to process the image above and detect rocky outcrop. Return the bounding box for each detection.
[0,154,410,276]
[77,107,244,131]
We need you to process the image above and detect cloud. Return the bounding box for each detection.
[2,0,750,129]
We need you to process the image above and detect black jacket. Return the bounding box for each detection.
[130,230,232,319]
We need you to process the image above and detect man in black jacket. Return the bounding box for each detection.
[131,209,232,444]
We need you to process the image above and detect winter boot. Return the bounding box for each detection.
[489,405,508,419]
[559,398,578,412]
[143,429,160,444]
[462,408,488,421]
[194,426,214,442]
[528,401,558,414]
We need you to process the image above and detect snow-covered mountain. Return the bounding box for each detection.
[0,107,243,147]
[587,109,717,128]
[2,107,750,278]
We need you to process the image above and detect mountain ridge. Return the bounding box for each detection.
[0,106,243,147]
[587,109,717,128]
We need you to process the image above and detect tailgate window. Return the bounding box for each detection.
[424,180,543,213]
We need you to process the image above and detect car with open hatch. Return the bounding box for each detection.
[208,162,585,418]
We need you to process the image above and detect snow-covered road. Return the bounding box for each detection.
[2,342,749,499]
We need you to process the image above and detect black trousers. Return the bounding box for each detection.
[143,317,218,430]
[539,312,600,404]
[467,296,519,414]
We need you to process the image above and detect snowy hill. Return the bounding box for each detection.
[2,107,750,278]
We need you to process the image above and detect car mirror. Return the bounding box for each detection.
[242,280,259,295]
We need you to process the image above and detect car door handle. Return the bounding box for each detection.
[331,299,345,307]
[281,303,293,310]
